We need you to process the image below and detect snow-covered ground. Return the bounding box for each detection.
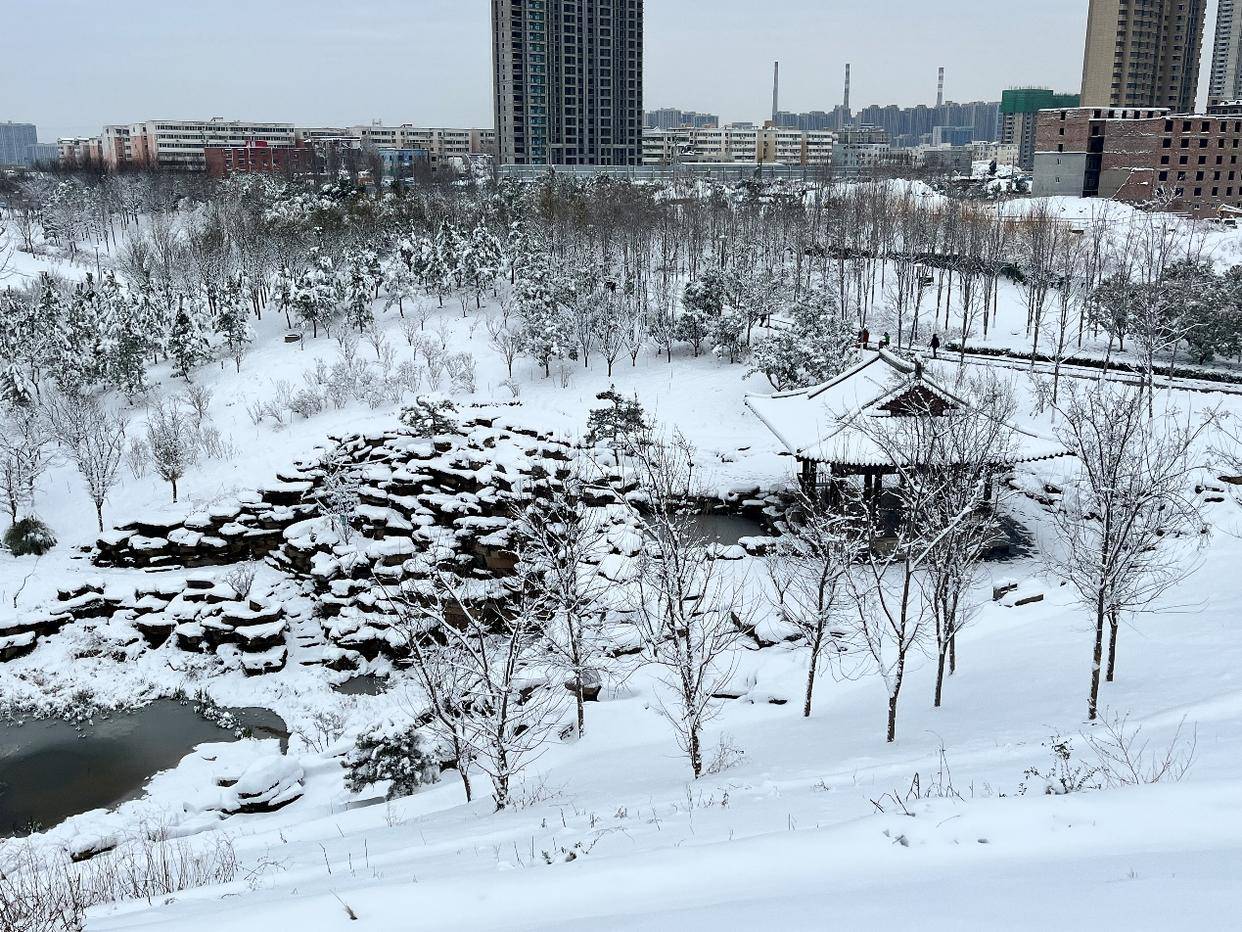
[2,193,1242,929]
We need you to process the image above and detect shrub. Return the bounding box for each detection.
[4,516,56,556]
[399,394,459,437]
[344,719,442,800]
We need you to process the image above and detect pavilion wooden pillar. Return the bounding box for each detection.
[826,463,841,509]
[799,458,818,497]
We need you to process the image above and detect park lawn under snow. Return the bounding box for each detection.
[84,489,1242,930]
[3,199,1242,928]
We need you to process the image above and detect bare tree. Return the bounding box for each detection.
[511,459,612,738]
[387,579,479,803]
[841,510,933,743]
[145,398,195,503]
[625,433,748,777]
[0,403,56,524]
[840,391,1006,741]
[393,564,564,810]
[1043,382,1211,721]
[486,313,523,379]
[905,375,1018,707]
[765,491,858,717]
[66,399,128,532]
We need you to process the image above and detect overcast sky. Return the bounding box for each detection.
[1,0,1186,142]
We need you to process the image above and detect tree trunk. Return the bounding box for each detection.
[803,630,822,718]
[689,725,702,778]
[171,478,178,503]
[1088,594,1105,721]
[95,501,104,533]
[934,646,947,709]
[1105,607,1119,683]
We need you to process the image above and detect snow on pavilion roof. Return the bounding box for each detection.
[744,349,1069,468]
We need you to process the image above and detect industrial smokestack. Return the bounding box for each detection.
[936,66,944,108]
[843,63,851,114]
[772,61,780,122]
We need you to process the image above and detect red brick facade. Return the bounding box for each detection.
[1035,106,1242,218]
[204,140,314,178]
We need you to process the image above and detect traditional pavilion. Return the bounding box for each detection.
[745,350,1068,511]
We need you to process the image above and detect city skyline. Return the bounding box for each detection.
[7,0,1131,142]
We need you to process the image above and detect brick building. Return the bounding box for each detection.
[204,140,315,178]
[1032,104,1242,218]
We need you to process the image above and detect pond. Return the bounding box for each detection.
[689,512,767,546]
[333,674,389,696]
[0,700,288,837]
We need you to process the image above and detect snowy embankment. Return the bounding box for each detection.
[86,503,1242,928]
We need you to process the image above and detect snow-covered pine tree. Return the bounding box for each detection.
[216,276,254,372]
[710,304,749,364]
[167,293,212,380]
[585,387,649,460]
[382,256,417,316]
[467,222,502,308]
[515,260,573,378]
[100,273,151,397]
[749,286,855,390]
[293,249,339,338]
[55,277,109,393]
[342,252,374,334]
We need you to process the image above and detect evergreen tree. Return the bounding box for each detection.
[101,273,151,397]
[749,287,855,390]
[168,294,212,380]
[515,260,572,378]
[216,277,254,372]
[585,387,649,458]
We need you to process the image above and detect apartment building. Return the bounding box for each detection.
[57,136,103,167]
[1080,0,1207,112]
[1210,0,1242,102]
[1031,104,1242,218]
[492,0,644,166]
[831,142,899,178]
[642,124,833,166]
[125,119,299,171]
[0,122,38,167]
[999,88,1081,170]
[644,108,718,129]
[56,120,495,176]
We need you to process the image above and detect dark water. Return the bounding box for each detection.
[690,512,766,545]
[333,674,389,696]
[0,700,288,836]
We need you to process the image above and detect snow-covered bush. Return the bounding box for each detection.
[3,515,56,556]
[314,460,360,543]
[749,287,855,390]
[289,387,325,419]
[399,394,459,436]
[446,351,477,394]
[223,561,258,599]
[344,720,442,800]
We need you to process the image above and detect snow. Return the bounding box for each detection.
[3,189,1242,929]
